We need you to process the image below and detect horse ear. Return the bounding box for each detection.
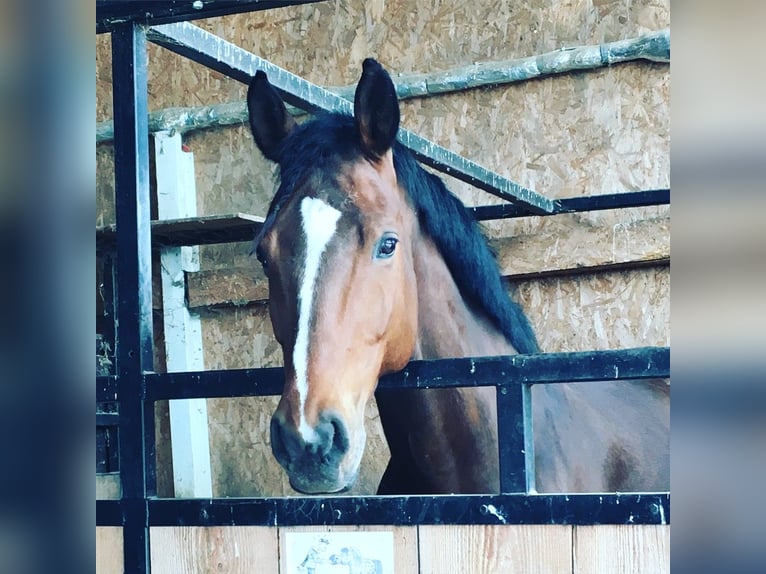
[247,70,296,162]
[354,58,400,159]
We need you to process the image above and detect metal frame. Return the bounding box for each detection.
[97,4,670,572]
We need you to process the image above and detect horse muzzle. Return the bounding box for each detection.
[270,411,361,493]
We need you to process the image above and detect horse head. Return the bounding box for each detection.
[247,60,418,493]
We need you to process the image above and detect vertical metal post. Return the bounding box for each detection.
[496,382,535,493]
[111,22,154,573]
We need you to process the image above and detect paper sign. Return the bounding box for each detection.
[284,531,394,574]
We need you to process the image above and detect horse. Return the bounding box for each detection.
[245,58,669,495]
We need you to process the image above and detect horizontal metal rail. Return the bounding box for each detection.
[97,492,669,527]
[93,347,670,402]
[471,188,670,220]
[146,22,556,214]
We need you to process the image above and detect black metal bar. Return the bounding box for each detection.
[146,22,556,214]
[97,412,120,426]
[143,401,158,498]
[111,22,153,573]
[97,500,124,526]
[97,375,119,402]
[107,493,670,527]
[99,256,117,365]
[144,366,284,401]
[470,189,670,221]
[384,346,669,388]
[144,347,667,401]
[97,0,324,34]
[496,383,535,493]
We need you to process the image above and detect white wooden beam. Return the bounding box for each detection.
[154,130,213,498]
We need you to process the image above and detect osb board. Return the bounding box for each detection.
[418,524,572,574]
[96,66,669,236]
[96,0,669,235]
[96,0,669,120]
[573,525,670,574]
[515,266,670,352]
[96,527,122,574]
[279,525,418,573]
[150,526,279,574]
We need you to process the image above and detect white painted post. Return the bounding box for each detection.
[154,131,213,498]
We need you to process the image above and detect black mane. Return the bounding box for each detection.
[262,112,540,354]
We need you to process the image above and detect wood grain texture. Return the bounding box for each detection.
[150,526,279,574]
[418,525,573,574]
[187,266,267,309]
[573,525,669,574]
[96,527,123,574]
[279,525,418,573]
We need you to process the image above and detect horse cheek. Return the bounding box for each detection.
[381,268,418,374]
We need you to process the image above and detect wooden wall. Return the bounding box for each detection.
[95,0,669,510]
[97,524,670,573]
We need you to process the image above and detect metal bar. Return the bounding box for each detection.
[470,189,670,221]
[99,256,117,366]
[111,22,153,573]
[144,347,668,401]
[496,383,535,493]
[97,375,119,402]
[145,366,284,401]
[146,22,556,214]
[96,412,120,426]
[98,493,669,527]
[96,499,123,526]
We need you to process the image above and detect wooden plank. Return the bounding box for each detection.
[150,527,279,574]
[418,525,572,574]
[96,212,264,249]
[185,216,669,308]
[573,525,669,574]
[96,527,123,574]
[493,216,669,279]
[186,266,268,309]
[155,131,213,499]
[279,525,418,573]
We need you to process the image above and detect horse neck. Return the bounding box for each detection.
[410,230,517,361]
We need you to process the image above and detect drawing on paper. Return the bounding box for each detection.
[284,531,394,574]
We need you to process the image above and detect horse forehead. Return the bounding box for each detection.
[337,155,400,215]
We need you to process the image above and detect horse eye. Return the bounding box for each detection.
[375,235,398,259]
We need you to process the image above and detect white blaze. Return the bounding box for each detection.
[294,197,342,441]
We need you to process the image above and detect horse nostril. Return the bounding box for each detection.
[270,417,289,464]
[328,414,349,455]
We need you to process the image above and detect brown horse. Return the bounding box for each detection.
[246,59,669,495]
